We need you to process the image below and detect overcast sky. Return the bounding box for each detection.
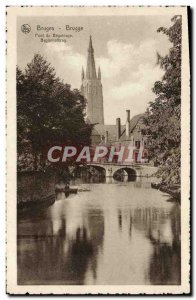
[17,15,173,124]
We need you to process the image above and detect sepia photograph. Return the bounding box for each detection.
[6,6,190,294]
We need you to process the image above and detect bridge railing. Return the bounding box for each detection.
[87,161,154,167]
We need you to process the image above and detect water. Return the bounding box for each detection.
[17,177,181,285]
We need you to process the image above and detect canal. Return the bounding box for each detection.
[17,176,181,285]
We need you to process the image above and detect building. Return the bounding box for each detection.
[114,111,148,163]
[81,36,148,163]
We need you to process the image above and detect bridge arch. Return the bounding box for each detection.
[75,164,106,178]
[88,164,106,177]
[113,167,137,181]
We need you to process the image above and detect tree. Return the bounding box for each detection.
[144,16,181,186]
[17,54,92,170]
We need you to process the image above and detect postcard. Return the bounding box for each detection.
[6,6,190,294]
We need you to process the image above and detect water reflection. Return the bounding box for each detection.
[149,204,181,285]
[17,178,180,285]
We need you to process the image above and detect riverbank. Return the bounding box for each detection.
[17,171,56,211]
[160,185,181,202]
[17,194,55,212]
[151,182,181,202]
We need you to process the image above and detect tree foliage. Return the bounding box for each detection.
[17,54,92,170]
[144,16,182,186]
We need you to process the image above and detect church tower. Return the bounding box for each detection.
[81,36,104,124]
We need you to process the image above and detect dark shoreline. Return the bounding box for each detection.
[160,186,181,203]
[151,182,181,202]
[17,194,55,213]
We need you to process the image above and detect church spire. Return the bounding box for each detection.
[98,66,101,80]
[86,35,97,79]
[81,36,104,125]
[81,66,84,80]
[89,35,93,52]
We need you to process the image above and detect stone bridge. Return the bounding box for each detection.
[86,162,157,179]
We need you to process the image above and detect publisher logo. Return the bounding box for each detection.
[21,24,31,34]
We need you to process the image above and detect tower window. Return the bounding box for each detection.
[135,141,140,149]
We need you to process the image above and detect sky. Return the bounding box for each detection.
[17,15,173,124]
